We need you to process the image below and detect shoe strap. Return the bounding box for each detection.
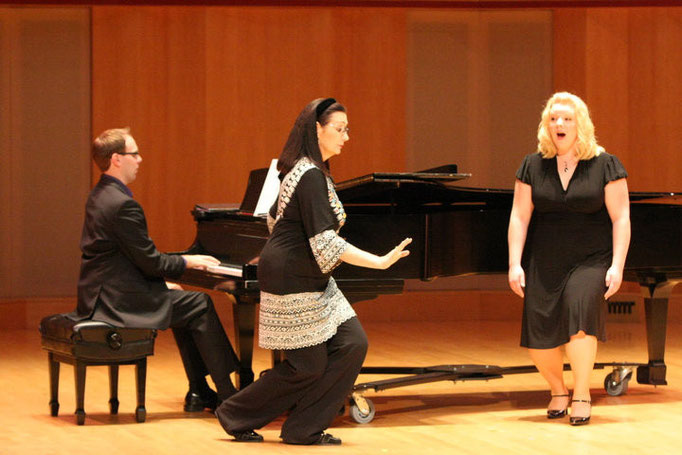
[571,399,591,404]
[551,394,569,397]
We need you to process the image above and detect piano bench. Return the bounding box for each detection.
[39,314,156,425]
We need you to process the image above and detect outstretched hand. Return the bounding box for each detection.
[379,238,412,270]
[182,254,221,271]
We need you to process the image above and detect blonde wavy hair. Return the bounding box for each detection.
[537,92,604,160]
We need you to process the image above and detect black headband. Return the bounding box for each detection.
[315,98,336,119]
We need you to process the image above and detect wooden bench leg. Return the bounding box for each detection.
[74,361,86,425]
[109,365,120,414]
[48,352,60,417]
[135,358,147,423]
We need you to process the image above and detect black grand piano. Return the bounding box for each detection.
[176,164,682,423]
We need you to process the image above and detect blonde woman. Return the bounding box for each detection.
[508,92,630,425]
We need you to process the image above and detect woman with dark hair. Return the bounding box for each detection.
[216,98,411,445]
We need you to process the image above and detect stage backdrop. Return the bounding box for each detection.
[1,4,681,328]
[91,5,682,255]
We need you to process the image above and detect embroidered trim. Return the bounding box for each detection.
[258,277,356,350]
[326,177,346,228]
[274,157,317,226]
[272,157,346,230]
[309,229,348,274]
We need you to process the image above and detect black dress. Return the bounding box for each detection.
[516,152,628,349]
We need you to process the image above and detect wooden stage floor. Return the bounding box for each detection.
[2,320,682,454]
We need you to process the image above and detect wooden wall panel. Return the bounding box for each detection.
[626,8,682,192]
[553,8,586,95]
[554,7,682,192]
[93,4,681,254]
[92,6,406,251]
[406,10,552,189]
[584,9,631,175]
[0,8,90,299]
[0,14,11,299]
[0,3,678,323]
[92,7,209,251]
[55,2,676,329]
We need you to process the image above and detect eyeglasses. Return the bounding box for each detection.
[116,151,140,157]
[329,123,350,135]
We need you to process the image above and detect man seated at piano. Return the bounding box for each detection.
[508,92,630,426]
[215,98,411,445]
[70,127,241,412]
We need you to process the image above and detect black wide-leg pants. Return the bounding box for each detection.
[216,317,368,444]
[167,290,240,401]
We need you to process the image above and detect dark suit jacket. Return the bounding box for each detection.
[73,175,187,329]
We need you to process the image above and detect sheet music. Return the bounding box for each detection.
[254,159,280,216]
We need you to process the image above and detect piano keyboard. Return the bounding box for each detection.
[206,264,243,277]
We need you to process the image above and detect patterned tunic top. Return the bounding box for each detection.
[257,157,356,350]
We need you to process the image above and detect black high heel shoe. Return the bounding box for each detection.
[547,394,569,419]
[569,399,591,426]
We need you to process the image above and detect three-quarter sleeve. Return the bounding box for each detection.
[603,153,628,185]
[515,153,535,184]
[296,169,348,274]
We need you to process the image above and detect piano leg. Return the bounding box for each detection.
[636,279,682,386]
[232,294,257,390]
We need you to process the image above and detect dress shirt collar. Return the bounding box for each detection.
[100,174,133,198]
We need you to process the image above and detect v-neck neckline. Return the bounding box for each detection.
[555,156,578,193]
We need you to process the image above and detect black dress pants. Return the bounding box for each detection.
[216,317,368,444]
[167,290,239,401]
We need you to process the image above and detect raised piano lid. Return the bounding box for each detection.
[337,165,682,208]
[334,165,521,209]
[337,164,469,205]
[336,164,468,188]
[191,203,261,222]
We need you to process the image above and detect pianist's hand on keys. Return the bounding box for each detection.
[182,254,221,271]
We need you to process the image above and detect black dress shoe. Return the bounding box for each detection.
[229,430,264,442]
[569,399,591,426]
[313,433,342,446]
[547,393,569,419]
[184,390,218,412]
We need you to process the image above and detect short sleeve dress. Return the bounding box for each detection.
[516,151,628,349]
[256,157,356,350]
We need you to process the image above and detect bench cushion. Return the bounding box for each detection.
[40,314,156,361]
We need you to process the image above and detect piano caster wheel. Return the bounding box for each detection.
[604,368,632,397]
[349,394,376,424]
[76,409,85,426]
[135,406,146,423]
